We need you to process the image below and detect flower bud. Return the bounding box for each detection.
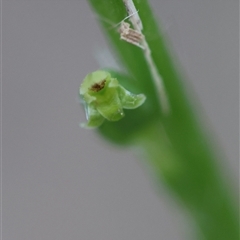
[80,70,146,128]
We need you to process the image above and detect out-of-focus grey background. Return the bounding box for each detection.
[3,0,238,239]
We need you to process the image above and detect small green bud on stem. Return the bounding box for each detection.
[80,70,146,128]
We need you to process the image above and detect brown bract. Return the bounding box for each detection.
[118,21,144,49]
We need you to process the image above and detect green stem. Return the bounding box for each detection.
[133,121,238,240]
[87,0,238,239]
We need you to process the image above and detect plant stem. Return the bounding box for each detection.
[87,0,239,239]
[133,120,238,240]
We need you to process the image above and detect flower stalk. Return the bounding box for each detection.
[85,0,238,239]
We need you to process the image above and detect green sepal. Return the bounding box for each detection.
[81,103,105,129]
[95,88,125,121]
[118,85,146,109]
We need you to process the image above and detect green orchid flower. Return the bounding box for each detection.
[80,70,146,128]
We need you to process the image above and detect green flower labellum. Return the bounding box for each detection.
[80,70,146,128]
